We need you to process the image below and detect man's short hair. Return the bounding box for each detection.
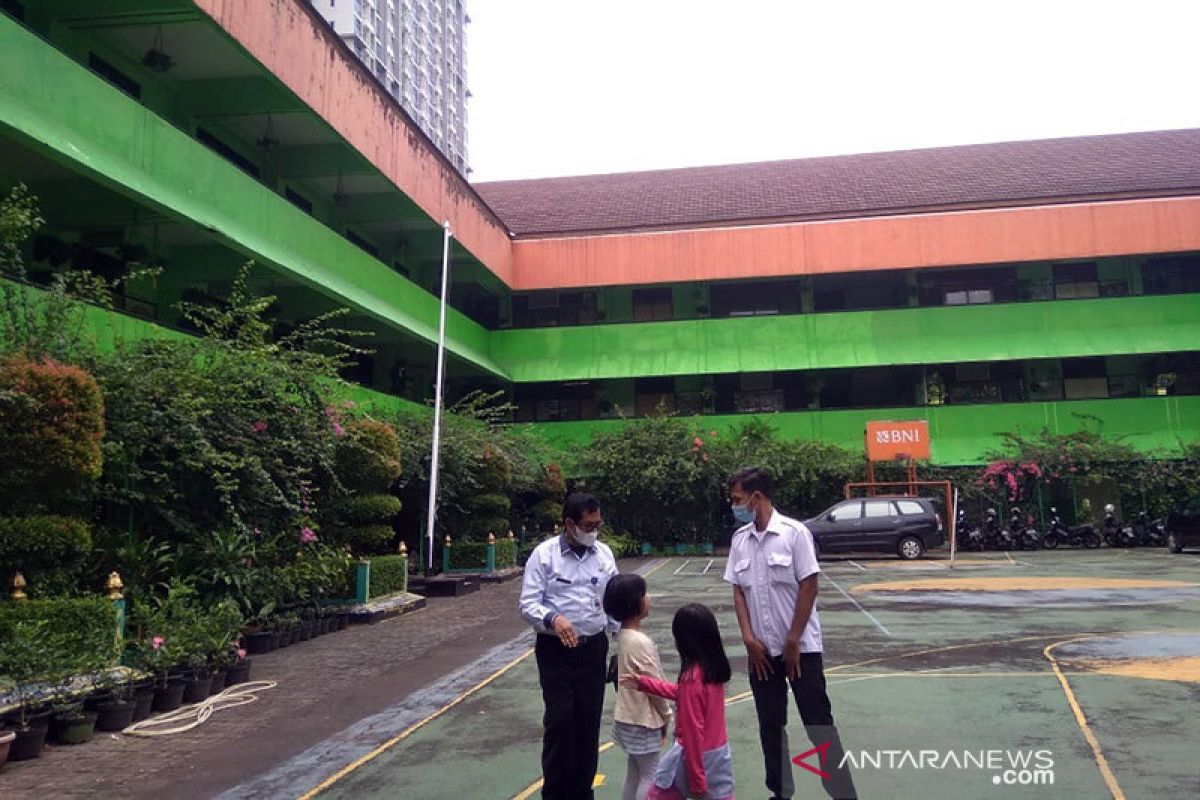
[563,491,600,523]
[728,467,772,499]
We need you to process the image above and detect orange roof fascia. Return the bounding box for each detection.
[195,0,514,284]
[509,195,1200,290]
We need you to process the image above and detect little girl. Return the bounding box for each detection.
[604,574,673,800]
[620,603,733,800]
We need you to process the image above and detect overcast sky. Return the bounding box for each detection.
[466,0,1200,183]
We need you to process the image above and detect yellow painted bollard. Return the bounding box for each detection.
[11,571,27,601]
[442,534,453,573]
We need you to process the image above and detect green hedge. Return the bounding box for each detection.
[0,515,92,572]
[446,538,517,570]
[368,555,408,599]
[331,494,402,526]
[0,598,119,680]
[331,524,394,555]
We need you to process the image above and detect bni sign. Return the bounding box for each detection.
[865,420,931,461]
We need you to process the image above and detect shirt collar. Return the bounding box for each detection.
[750,509,786,539]
[558,534,594,556]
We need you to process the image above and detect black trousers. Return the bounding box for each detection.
[535,633,609,800]
[749,653,857,800]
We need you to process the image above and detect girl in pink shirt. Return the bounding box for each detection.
[620,603,734,800]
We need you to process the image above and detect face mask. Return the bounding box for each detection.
[732,497,756,524]
[573,529,598,548]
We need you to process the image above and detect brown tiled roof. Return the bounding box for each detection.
[474,129,1200,237]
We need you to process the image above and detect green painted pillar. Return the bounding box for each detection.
[486,533,496,573]
[355,560,371,603]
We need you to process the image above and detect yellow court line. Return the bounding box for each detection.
[640,558,672,579]
[298,647,535,800]
[513,742,616,800]
[1044,635,1126,800]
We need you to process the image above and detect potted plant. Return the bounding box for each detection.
[50,695,97,746]
[138,634,185,713]
[221,643,252,687]
[93,670,137,733]
[0,728,15,770]
[0,620,54,761]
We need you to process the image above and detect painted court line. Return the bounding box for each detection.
[279,557,669,799]
[673,558,692,575]
[847,560,867,572]
[702,558,715,574]
[823,572,893,637]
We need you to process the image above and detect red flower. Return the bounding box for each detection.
[693,437,703,447]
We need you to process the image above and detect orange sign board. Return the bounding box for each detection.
[865,420,931,461]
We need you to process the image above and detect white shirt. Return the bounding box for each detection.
[723,509,823,655]
[519,535,619,637]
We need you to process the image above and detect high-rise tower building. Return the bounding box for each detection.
[311,0,469,173]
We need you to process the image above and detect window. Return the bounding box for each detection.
[711,280,800,317]
[632,287,673,321]
[1054,262,1099,299]
[285,187,313,215]
[1142,255,1200,295]
[345,230,378,258]
[895,500,924,515]
[87,53,141,100]
[830,503,862,521]
[918,266,1016,307]
[196,128,260,179]
[864,501,895,518]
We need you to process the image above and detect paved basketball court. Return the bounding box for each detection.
[283,548,1200,799]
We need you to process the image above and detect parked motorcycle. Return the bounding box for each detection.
[983,508,1007,550]
[956,508,988,551]
[1131,510,1167,547]
[1102,504,1138,547]
[1043,507,1101,548]
[1008,508,1042,550]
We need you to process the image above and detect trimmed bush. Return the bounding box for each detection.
[368,554,408,598]
[447,538,516,570]
[330,494,402,526]
[0,356,104,508]
[335,525,394,555]
[336,418,401,494]
[495,537,516,568]
[0,514,92,572]
[0,597,119,678]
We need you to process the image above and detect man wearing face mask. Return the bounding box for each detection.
[519,491,619,799]
[724,467,857,800]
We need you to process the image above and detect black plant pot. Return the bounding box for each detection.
[53,711,98,745]
[132,686,155,722]
[337,613,349,630]
[245,631,274,655]
[299,622,314,642]
[226,659,253,686]
[95,700,137,732]
[208,670,227,696]
[291,626,302,645]
[182,674,212,704]
[277,629,291,649]
[8,722,48,761]
[152,681,186,713]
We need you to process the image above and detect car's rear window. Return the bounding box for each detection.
[864,500,895,517]
[895,500,925,515]
[831,503,862,521]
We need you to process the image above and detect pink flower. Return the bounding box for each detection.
[237,648,247,660]
[702,454,709,462]
[708,431,717,437]
[342,400,355,409]
[693,436,703,447]
[251,420,268,433]
[300,527,318,543]
[151,636,165,650]
[253,527,262,536]
[332,422,346,437]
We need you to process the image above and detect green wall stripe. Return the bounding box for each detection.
[0,15,502,377]
[526,396,1200,466]
[490,295,1200,382]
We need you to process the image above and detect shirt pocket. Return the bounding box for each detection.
[731,557,751,587]
[766,551,796,584]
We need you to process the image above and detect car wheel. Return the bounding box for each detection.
[1167,532,1184,554]
[897,535,925,560]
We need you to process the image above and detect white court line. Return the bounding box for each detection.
[673,559,692,575]
[822,573,893,637]
[702,559,714,575]
[847,560,867,572]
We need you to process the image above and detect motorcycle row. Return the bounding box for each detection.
[955,504,1168,551]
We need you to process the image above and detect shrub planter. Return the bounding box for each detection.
[701,542,715,555]
[226,659,253,686]
[182,674,212,704]
[245,631,274,655]
[674,543,689,555]
[53,710,98,745]
[337,613,350,631]
[7,722,48,761]
[299,622,314,641]
[132,684,156,722]
[95,700,136,732]
[640,541,653,555]
[152,680,186,713]
[0,730,14,770]
[208,670,227,696]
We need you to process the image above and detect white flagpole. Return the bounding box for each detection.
[424,221,452,574]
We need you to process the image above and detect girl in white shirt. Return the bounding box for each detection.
[604,573,673,800]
